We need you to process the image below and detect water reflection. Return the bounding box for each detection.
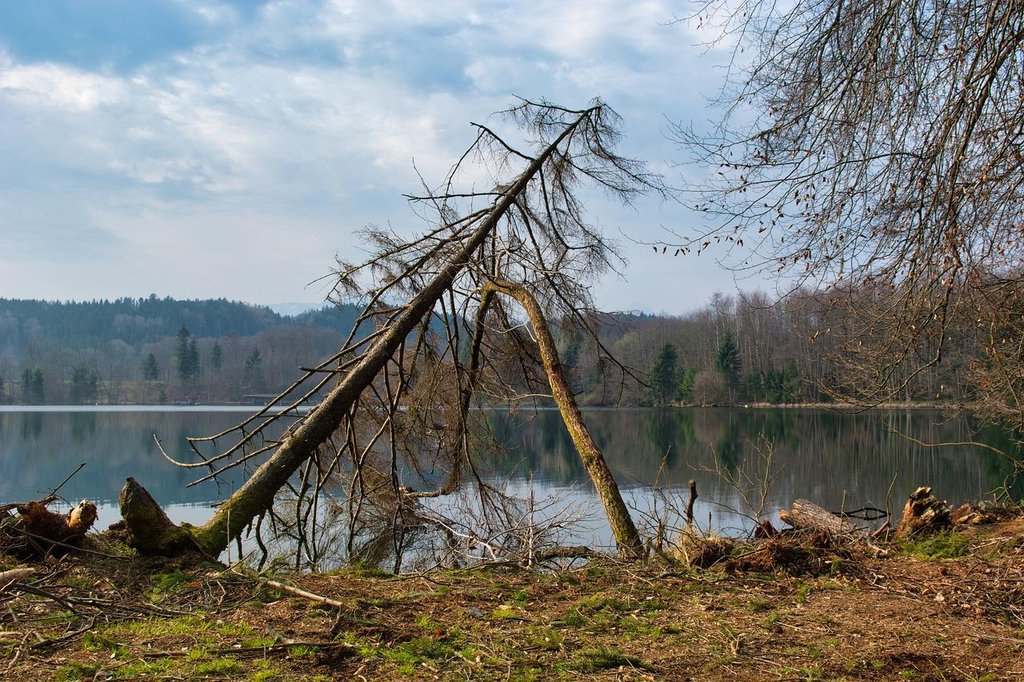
[0,407,1019,551]
[480,407,1021,539]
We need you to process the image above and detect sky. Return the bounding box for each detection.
[0,0,767,315]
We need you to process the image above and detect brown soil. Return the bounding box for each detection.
[1,523,1023,681]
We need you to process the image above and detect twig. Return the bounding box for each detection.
[49,462,87,497]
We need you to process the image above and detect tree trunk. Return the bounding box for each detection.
[482,279,644,559]
[189,110,598,556]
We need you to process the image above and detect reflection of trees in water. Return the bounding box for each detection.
[3,408,1019,544]
[647,409,683,466]
[19,413,43,440]
[69,412,96,439]
[715,430,743,473]
[480,408,1019,520]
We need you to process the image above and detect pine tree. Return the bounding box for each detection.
[142,353,160,381]
[243,346,264,392]
[69,364,99,404]
[175,327,195,382]
[31,369,44,404]
[715,330,741,401]
[651,343,678,405]
[189,339,200,379]
[210,341,223,372]
[676,366,696,403]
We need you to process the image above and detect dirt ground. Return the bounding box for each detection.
[2,521,1023,680]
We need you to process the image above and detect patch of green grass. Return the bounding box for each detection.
[524,626,564,651]
[748,597,773,612]
[53,662,101,681]
[147,570,193,602]
[343,564,394,579]
[113,657,175,678]
[566,646,653,673]
[194,657,242,675]
[83,631,125,656]
[106,614,212,639]
[577,595,629,613]
[560,610,586,627]
[904,531,971,560]
[511,589,531,604]
[491,605,520,620]
[383,636,457,665]
[289,644,319,658]
[796,582,812,603]
[248,660,284,681]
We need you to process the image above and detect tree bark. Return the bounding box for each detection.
[779,500,858,535]
[895,486,951,538]
[117,478,201,556]
[189,110,599,556]
[482,278,644,559]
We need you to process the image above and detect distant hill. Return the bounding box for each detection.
[0,296,360,359]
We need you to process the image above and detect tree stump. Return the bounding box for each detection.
[1,497,97,557]
[895,486,951,538]
[116,478,201,556]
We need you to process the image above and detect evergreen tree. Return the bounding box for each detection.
[69,364,100,404]
[31,369,44,404]
[210,341,223,372]
[676,366,696,403]
[715,330,741,401]
[189,339,200,379]
[142,353,160,381]
[651,343,678,405]
[243,346,264,392]
[175,327,196,382]
[21,368,32,404]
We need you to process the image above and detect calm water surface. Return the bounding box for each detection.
[0,406,1018,549]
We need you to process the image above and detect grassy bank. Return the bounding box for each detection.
[2,518,1024,681]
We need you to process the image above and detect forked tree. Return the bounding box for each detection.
[143,99,660,565]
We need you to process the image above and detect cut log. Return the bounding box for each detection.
[895,486,951,538]
[116,478,202,556]
[779,500,858,535]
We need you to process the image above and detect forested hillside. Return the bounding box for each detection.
[0,291,976,407]
[0,296,359,405]
[563,289,976,408]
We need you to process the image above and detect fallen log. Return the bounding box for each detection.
[779,500,859,535]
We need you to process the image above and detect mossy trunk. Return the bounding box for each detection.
[482,279,644,559]
[117,477,201,556]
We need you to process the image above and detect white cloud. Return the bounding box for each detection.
[0,0,751,311]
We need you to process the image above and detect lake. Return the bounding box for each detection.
[1,406,1018,557]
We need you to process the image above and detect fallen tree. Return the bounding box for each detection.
[137,99,662,566]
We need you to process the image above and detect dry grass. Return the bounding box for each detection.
[1,521,1023,680]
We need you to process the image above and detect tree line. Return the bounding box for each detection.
[0,286,987,408]
[0,297,360,405]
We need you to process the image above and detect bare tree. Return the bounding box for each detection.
[670,0,1024,429]
[144,99,660,564]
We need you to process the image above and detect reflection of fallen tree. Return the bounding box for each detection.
[121,100,660,566]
